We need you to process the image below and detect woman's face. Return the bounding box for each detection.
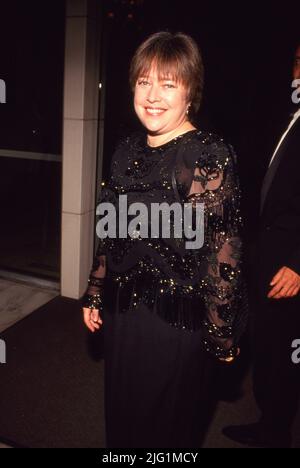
[134,65,190,136]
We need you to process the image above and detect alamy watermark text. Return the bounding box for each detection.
[0,79,6,103]
[0,339,6,364]
[96,196,205,249]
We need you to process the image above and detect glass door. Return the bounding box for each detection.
[0,1,65,281]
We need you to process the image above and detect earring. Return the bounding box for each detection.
[186,104,191,115]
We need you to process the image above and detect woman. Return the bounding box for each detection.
[82,32,247,448]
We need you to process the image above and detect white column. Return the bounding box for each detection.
[61,0,101,298]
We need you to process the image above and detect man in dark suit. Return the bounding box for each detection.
[223,43,300,448]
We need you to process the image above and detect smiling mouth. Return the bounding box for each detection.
[145,107,167,116]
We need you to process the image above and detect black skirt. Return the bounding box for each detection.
[102,279,217,448]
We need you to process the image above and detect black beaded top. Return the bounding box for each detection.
[83,129,248,359]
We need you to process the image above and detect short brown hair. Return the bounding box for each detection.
[129,31,204,119]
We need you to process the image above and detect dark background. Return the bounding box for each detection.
[0,0,65,154]
[0,0,299,277]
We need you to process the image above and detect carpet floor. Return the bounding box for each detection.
[0,296,105,448]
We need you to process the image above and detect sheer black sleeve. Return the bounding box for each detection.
[187,143,246,359]
[81,143,122,310]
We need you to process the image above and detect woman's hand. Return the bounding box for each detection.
[83,307,103,332]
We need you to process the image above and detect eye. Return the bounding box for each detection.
[163,83,176,89]
[137,79,150,86]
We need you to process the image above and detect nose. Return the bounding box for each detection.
[146,83,161,103]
